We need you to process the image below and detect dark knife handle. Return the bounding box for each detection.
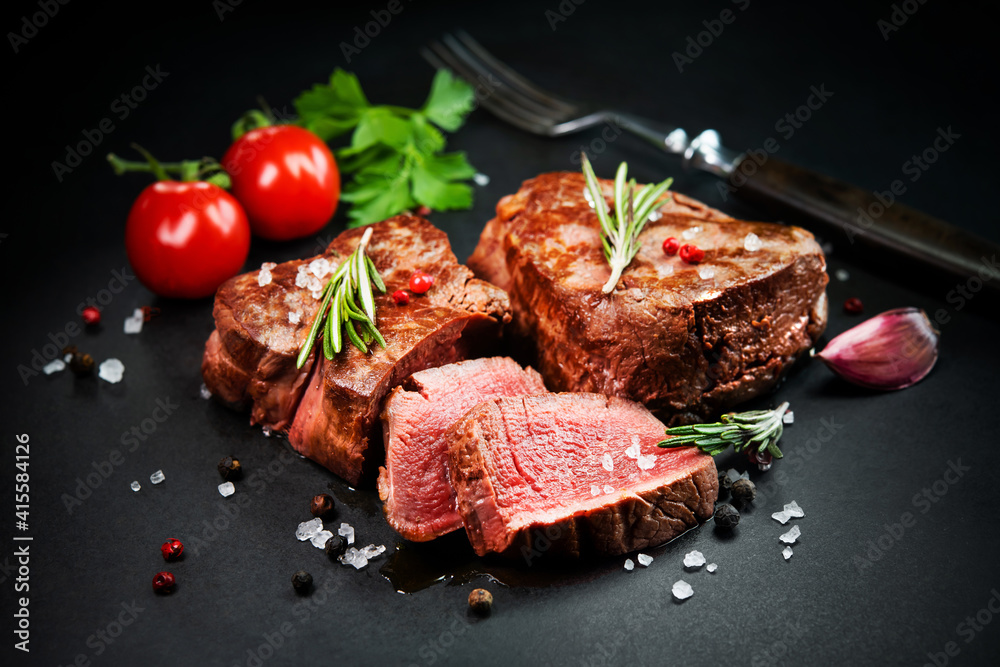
[728,157,1000,287]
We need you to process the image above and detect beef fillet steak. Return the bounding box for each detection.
[469,172,828,423]
[446,393,718,558]
[378,357,547,542]
[203,216,511,484]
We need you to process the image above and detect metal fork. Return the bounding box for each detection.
[421,31,1000,287]
[421,31,741,178]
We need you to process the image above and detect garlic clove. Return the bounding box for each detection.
[815,307,939,390]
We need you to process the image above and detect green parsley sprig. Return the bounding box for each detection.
[658,402,789,459]
[580,154,673,294]
[294,69,478,227]
[296,227,387,368]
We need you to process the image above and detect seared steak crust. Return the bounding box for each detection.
[469,172,828,423]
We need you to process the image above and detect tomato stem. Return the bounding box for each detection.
[107,146,231,188]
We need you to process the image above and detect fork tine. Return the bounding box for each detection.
[452,30,579,115]
[421,43,556,135]
[441,33,576,121]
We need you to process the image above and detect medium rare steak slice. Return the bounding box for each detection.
[286,216,511,485]
[469,171,828,423]
[202,252,335,430]
[446,393,718,558]
[378,357,547,542]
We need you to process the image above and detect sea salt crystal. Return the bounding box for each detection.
[744,232,763,252]
[601,453,614,472]
[784,500,804,518]
[647,208,662,222]
[306,275,323,293]
[296,518,323,541]
[582,187,609,212]
[740,471,750,480]
[624,558,635,571]
[64,353,74,363]
[697,266,715,280]
[338,522,355,545]
[590,485,601,497]
[295,269,310,288]
[683,550,706,568]
[130,481,141,492]
[43,359,66,375]
[603,484,615,495]
[782,546,793,560]
[672,580,694,600]
[218,481,235,497]
[782,410,795,425]
[124,308,144,334]
[681,226,701,240]
[257,267,273,287]
[780,525,801,544]
[473,173,490,186]
[637,554,653,567]
[771,510,790,524]
[360,544,386,559]
[98,358,125,383]
[200,383,212,400]
[625,443,640,459]
[311,530,334,548]
[149,469,165,484]
[340,547,369,569]
[261,426,274,438]
[636,454,657,471]
[835,268,850,282]
[309,258,330,278]
[311,290,323,300]
[706,563,718,573]
[288,311,301,325]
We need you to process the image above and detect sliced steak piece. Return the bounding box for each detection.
[446,393,718,558]
[378,357,547,542]
[468,171,828,423]
[202,252,335,430]
[286,216,511,485]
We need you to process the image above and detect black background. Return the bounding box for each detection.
[3,1,999,666]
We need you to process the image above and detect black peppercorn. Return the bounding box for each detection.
[291,570,313,594]
[69,352,95,377]
[217,456,242,481]
[310,493,336,520]
[468,588,493,616]
[731,478,757,505]
[719,470,734,491]
[714,503,740,529]
[324,534,347,560]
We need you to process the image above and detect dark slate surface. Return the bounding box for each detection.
[3,1,999,666]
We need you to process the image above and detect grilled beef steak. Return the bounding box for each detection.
[378,357,547,542]
[469,172,828,423]
[446,393,718,558]
[203,216,511,484]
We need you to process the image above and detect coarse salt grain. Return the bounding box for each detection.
[258,268,273,287]
[637,554,653,567]
[296,518,323,541]
[149,469,165,484]
[360,544,386,559]
[780,525,801,544]
[261,426,273,437]
[43,359,66,375]
[218,482,235,497]
[473,173,490,186]
[672,580,694,600]
[784,500,804,518]
[295,270,310,288]
[624,558,635,571]
[636,454,656,471]
[835,269,850,282]
[697,266,715,280]
[681,226,700,240]
[706,563,718,573]
[130,481,141,492]
[98,358,125,383]
[603,485,615,495]
[124,308,144,334]
[288,311,301,324]
[647,208,662,222]
[309,258,330,278]
[601,453,613,472]
[683,550,706,568]
[338,522,355,545]
[590,485,601,497]
[311,530,334,548]
[340,547,368,569]
[783,410,795,424]
[782,546,793,560]
[200,383,212,400]
[744,232,763,252]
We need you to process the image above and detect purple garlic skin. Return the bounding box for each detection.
[815,307,939,390]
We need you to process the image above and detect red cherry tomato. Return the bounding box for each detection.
[223,126,340,241]
[125,181,250,299]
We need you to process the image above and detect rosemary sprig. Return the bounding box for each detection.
[658,402,790,459]
[580,153,674,294]
[296,227,387,369]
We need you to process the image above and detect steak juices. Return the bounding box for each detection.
[202,172,827,557]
